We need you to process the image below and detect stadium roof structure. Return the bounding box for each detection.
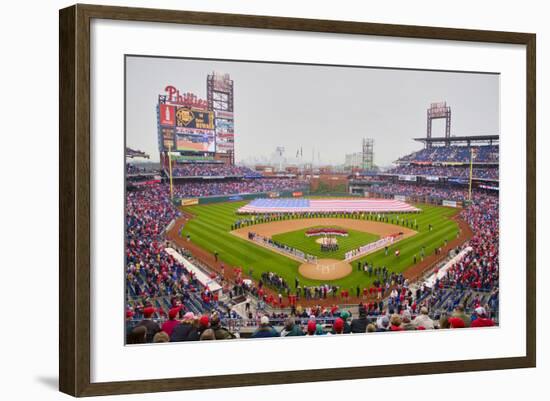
[126,147,150,159]
[413,135,499,147]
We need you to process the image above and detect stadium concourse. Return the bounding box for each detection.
[125,144,499,343]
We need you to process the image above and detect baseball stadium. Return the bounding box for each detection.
[125,71,499,344]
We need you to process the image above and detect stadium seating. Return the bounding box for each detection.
[170,179,308,198]
[386,165,498,180]
[397,145,499,163]
[169,163,262,178]
[367,183,472,201]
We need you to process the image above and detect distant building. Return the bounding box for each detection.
[345,152,363,169]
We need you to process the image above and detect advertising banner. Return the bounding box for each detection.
[159,104,176,126]
[176,107,215,130]
[268,192,280,198]
[161,127,175,150]
[478,184,499,191]
[215,118,234,131]
[213,79,232,92]
[215,110,234,120]
[181,198,199,206]
[394,195,407,201]
[215,117,234,154]
[398,175,417,182]
[175,128,216,153]
[130,179,162,187]
[292,192,303,197]
[429,102,448,118]
[216,143,234,153]
[425,176,440,182]
[442,200,458,208]
[173,155,215,162]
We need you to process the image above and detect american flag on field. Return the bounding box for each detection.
[237,198,419,214]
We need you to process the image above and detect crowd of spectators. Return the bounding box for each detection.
[368,183,472,201]
[169,163,262,178]
[386,165,499,180]
[126,184,234,341]
[127,298,496,343]
[171,178,308,198]
[436,194,499,293]
[397,145,499,163]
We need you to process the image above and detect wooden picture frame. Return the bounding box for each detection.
[59,3,536,397]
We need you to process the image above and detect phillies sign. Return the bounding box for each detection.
[164,85,208,109]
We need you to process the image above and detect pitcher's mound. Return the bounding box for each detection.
[299,258,352,280]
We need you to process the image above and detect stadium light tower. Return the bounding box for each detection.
[276,146,285,172]
[427,101,452,148]
[362,138,374,170]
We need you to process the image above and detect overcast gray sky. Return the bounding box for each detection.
[126,56,499,167]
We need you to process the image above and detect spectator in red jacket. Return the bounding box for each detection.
[161,307,181,337]
[471,307,496,328]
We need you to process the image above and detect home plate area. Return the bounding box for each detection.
[298,258,352,280]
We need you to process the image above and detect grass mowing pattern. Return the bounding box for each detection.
[180,201,460,290]
[272,226,379,260]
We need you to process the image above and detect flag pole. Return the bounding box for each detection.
[168,145,174,201]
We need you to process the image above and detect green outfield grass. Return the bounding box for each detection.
[272,226,379,260]
[180,201,460,290]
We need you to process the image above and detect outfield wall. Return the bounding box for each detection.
[177,189,310,206]
[367,191,464,208]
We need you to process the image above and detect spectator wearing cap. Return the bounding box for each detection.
[199,315,210,333]
[171,312,199,342]
[412,307,435,330]
[137,307,161,343]
[161,307,181,337]
[306,320,317,336]
[210,313,236,340]
[126,309,135,337]
[338,310,352,334]
[350,307,369,333]
[251,316,279,338]
[376,315,390,332]
[153,331,170,343]
[332,318,345,334]
[280,317,304,337]
[315,324,326,335]
[471,307,496,328]
[451,305,471,327]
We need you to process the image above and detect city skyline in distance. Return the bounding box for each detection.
[126,56,500,168]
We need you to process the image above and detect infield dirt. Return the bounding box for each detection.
[231,218,417,280]
[231,218,417,241]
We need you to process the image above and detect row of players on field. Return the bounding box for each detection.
[231,212,425,231]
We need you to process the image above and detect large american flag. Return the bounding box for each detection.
[238,198,419,214]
